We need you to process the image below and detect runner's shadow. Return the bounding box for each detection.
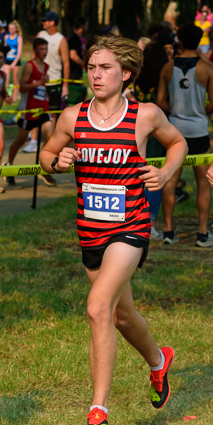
[135,364,212,424]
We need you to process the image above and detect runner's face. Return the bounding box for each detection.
[42,20,54,30]
[35,44,48,61]
[87,48,130,99]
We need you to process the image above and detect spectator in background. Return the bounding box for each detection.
[4,20,23,103]
[4,37,56,187]
[157,23,213,247]
[66,17,88,107]
[0,44,13,194]
[148,24,165,42]
[206,162,213,186]
[22,11,70,154]
[0,20,9,46]
[134,42,168,240]
[164,1,180,30]
[195,6,211,54]
[195,4,213,24]
[38,11,69,127]
[137,36,151,52]
[68,17,89,81]
[158,32,175,61]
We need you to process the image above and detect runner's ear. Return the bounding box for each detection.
[122,69,131,81]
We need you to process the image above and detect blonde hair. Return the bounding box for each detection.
[164,1,179,22]
[85,35,144,92]
[9,20,22,36]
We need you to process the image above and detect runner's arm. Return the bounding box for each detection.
[59,37,70,96]
[156,65,171,113]
[70,49,84,68]
[0,73,13,105]
[39,105,81,173]
[205,67,213,115]
[137,104,188,191]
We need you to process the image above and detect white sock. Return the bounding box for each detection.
[150,349,165,371]
[29,139,38,144]
[90,405,108,414]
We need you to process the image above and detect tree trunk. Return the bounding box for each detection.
[17,0,33,37]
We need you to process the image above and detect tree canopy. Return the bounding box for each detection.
[0,0,199,40]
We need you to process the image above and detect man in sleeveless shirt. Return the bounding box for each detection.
[157,23,213,247]
[38,11,70,128]
[4,38,56,186]
[40,35,187,425]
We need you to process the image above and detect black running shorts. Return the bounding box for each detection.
[82,233,149,270]
[185,135,210,155]
[17,113,51,131]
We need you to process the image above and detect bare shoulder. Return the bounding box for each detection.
[62,102,83,120]
[161,60,174,76]
[23,61,33,73]
[137,102,161,122]
[56,102,84,136]
[197,58,213,74]
[60,36,67,45]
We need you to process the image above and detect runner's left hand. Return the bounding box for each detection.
[138,165,168,191]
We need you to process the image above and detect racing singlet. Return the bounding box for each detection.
[6,35,18,61]
[74,97,151,249]
[19,60,49,121]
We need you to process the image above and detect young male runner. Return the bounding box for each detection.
[40,35,188,425]
[4,37,56,186]
[157,23,213,247]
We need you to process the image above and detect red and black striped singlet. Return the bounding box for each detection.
[74,97,151,249]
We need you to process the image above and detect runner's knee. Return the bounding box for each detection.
[115,308,135,331]
[87,298,112,326]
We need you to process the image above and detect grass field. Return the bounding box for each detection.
[0,60,213,424]
[0,161,213,424]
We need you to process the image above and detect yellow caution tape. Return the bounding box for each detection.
[0,164,75,177]
[7,78,84,90]
[0,108,63,118]
[0,154,212,177]
[146,153,213,168]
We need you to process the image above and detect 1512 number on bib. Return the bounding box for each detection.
[82,183,126,221]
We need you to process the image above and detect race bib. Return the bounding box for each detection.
[7,48,16,59]
[82,183,126,221]
[34,85,46,101]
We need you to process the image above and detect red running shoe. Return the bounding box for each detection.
[86,407,108,424]
[150,346,175,409]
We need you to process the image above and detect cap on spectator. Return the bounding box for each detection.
[0,20,7,27]
[40,12,59,25]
